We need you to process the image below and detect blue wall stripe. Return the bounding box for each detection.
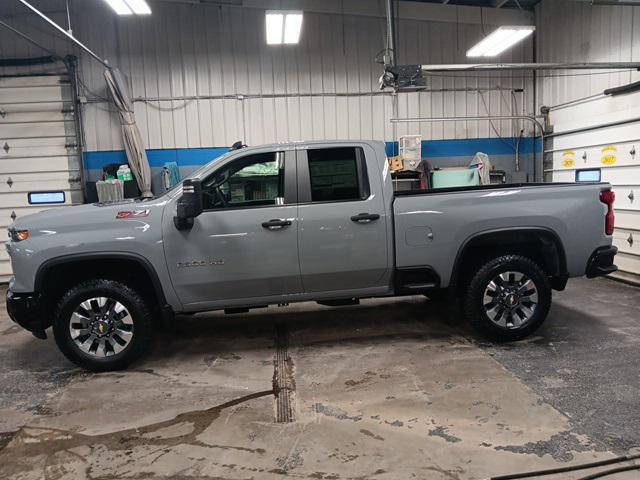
[84,147,230,170]
[84,138,542,171]
[386,137,542,157]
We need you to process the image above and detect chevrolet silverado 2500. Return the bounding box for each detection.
[6,141,617,371]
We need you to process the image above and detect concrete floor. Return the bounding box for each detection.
[0,277,638,480]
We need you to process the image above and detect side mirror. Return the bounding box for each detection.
[174,179,203,230]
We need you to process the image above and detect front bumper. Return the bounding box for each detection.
[586,245,618,279]
[6,289,48,339]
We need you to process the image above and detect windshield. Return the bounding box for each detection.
[158,150,234,198]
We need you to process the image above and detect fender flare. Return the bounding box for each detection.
[449,227,568,288]
[34,251,168,306]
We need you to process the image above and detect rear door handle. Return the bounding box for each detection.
[350,213,381,223]
[262,219,292,230]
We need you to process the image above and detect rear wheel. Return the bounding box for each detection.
[52,279,154,371]
[463,255,551,342]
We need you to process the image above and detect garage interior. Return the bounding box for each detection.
[1,0,640,479]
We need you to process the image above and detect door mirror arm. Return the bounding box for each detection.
[174,179,203,230]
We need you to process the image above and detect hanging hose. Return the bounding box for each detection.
[487,453,640,480]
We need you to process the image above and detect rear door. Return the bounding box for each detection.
[296,143,389,293]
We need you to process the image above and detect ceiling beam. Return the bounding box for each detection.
[492,0,511,7]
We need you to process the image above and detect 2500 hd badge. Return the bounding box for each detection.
[176,259,225,268]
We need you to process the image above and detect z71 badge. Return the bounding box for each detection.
[116,209,150,219]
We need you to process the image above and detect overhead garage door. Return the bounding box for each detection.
[546,91,640,283]
[0,74,82,282]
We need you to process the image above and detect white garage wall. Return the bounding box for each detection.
[0,74,83,282]
[0,0,535,152]
[536,0,640,109]
[538,0,640,280]
[547,92,640,281]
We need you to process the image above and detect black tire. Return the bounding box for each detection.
[462,255,551,342]
[52,279,154,371]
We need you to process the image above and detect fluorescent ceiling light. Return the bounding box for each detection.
[125,0,151,14]
[467,26,535,57]
[283,13,303,44]
[104,0,132,15]
[266,11,303,45]
[266,12,284,44]
[104,0,152,15]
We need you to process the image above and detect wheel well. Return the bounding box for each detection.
[451,229,567,292]
[37,256,166,316]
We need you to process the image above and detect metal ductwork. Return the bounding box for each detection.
[583,0,640,4]
[380,62,640,90]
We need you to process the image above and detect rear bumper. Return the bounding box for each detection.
[6,289,48,339]
[586,245,618,279]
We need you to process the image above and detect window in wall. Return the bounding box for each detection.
[575,168,601,183]
[28,191,66,205]
[202,152,285,210]
[307,147,367,202]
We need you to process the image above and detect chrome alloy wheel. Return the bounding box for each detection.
[69,297,134,357]
[482,271,539,330]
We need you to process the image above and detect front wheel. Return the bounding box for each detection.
[52,279,154,371]
[462,255,552,342]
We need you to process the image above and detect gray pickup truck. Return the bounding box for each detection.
[6,140,617,371]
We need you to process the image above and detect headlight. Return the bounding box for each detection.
[8,229,29,242]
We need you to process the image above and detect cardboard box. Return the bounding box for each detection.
[389,156,404,172]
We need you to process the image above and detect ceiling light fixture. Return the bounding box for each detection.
[104,0,151,15]
[467,26,535,57]
[266,11,303,45]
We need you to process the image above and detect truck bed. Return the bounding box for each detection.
[392,181,611,288]
[393,182,579,196]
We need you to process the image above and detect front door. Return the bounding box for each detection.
[163,149,302,308]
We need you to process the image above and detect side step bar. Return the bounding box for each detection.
[317,298,360,307]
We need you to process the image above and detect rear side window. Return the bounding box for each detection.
[307,147,368,202]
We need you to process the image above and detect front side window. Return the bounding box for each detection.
[202,152,285,210]
[307,147,366,202]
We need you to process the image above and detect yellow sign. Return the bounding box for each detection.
[562,151,576,168]
[601,145,618,165]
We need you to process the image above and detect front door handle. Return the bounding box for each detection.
[350,213,381,223]
[262,219,292,230]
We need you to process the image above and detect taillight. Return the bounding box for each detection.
[600,191,615,235]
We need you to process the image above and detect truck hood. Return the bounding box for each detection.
[11,199,167,233]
